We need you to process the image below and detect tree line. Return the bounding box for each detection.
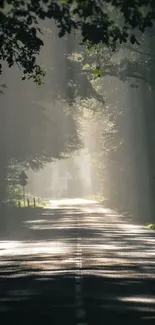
[1,1,155,223]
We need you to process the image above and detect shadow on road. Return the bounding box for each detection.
[83,274,155,324]
[0,272,76,325]
[0,270,155,324]
[0,202,155,324]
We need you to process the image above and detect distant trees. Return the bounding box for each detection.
[0,76,82,202]
[1,0,155,224]
[86,31,155,222]
[69,23,155,222]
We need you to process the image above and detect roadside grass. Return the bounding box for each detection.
[147,223,155,231]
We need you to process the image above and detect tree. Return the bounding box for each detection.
[34,22,105,105]
[1,0,155,224]
[72,37,155,223]
[0,0,155,81]
[6,161,22,201]
[0,76,82,202]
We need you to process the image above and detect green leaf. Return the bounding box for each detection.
[93,66,103,78]
[82,63,91,70]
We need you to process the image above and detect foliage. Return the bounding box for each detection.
[38,28,105,105]
[147,223,155,230]
[0,0,155,81]
[6,162,22,201]
[0,77,82,171]
[0,84,82,201]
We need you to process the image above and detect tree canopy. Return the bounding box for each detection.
[0,0,155,81]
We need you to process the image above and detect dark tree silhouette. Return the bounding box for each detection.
[0,0,155,81]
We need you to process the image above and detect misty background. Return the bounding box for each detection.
[0,18,155,224]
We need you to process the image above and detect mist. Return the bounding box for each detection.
[1,6,155,324]
[0,20,155,223]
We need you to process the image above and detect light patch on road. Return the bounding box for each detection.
[118,296,155,304]
[29,225,77,230]
[0,240,70,256]
[25,219,49,224]
[80,206,106,214]
[83,244,123,250]
[47,198,97,208]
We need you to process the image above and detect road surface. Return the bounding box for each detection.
[0,198,155,324]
